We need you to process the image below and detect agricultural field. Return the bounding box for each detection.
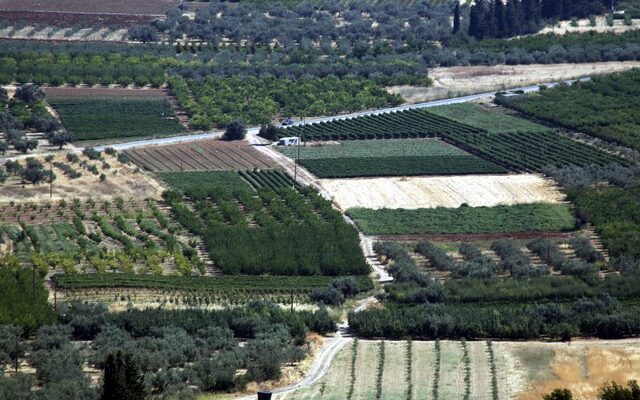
[126,140,277,172]
[160,171,369,276]
[278,339,640,400]
[278,139,505,178]
[0,0,177,28]
[321,174,565,210]
[53,274,373,307]
[0,150,163,203]
[427,102,552,134]
[48,96,185,142]
[384,233,606,280]
[348,203,577,235]
[499,68,640,152]
[279,340,497,400]
[278,108,624,171]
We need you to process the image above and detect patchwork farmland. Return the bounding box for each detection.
[125,140,277,172]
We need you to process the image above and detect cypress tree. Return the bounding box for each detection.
[102,351,145,400]
[453,3,461,34]
[123,353,146,400]
[468,0,485,38]
[494,0,507,37]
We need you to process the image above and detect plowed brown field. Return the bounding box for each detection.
[125,140,277,172]
[44,87,166,99]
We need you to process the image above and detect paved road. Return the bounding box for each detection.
[89,77,590,152]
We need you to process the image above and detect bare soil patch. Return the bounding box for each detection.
[0,152,163,203]
[44,87,167,99]
[322,174,564,211]
[0,0,178,16]
[126,140,277,172]
[389,62,640,103]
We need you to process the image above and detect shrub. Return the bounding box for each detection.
[223,120,247,141]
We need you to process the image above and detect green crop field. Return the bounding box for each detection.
[347,203,577,235]
[278,139,468,159]
[158,171,254,194]
[49,98,185,141]
[299,155,507,178]
[278,139,505,178]
[428,103,551,134]
[276,108,623,171]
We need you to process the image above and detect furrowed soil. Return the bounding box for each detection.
[389,62,640,103]
[126,140,277,172]
[0,0,178,15]
[321,174,564,210]
[44,87,167,99]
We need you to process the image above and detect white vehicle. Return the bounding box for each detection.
[277,137,300,146]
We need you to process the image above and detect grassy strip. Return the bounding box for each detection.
[433,339,441,400]
[461,339,471,400]
[376,341,385,400]
[278,139,468,159]
[348,203,577,235]
[487,340,499,400]
[299,155,506,178]
[428,103,550,134]
[406,339,413,400]
[347,339,358,400]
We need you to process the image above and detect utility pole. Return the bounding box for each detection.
[49,162,53,199]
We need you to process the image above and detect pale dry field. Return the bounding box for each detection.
[497,339,640,400]
[321,174,564,210]
[0,152,163,203]
[352,340,379,400]
[389,62,640,103]
[439,340,465,400]
[380,341,408,399]
[412,341,435,400]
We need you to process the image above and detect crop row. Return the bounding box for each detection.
[278,108,623,171]
[239,169,295,191]
[164,182,369,276]
[280,109,482,141]
[51,273,372,292]
[299,155,506,178]
[49,98,185,141]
